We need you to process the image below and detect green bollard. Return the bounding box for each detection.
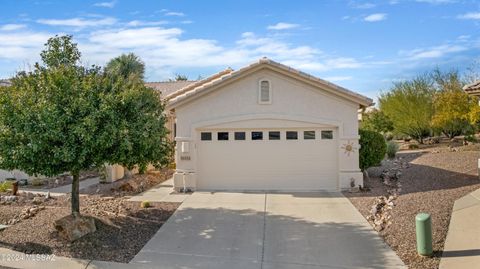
[415,213,433,256]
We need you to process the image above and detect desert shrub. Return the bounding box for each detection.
[359,129,387,171]
[464,135,477,143]
[384,132,394,141]
[141,200,151,208]
[0,181,12,192]
[386,141,399,159]
[408,144,419,150]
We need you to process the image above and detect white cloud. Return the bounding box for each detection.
[126,20,168,27]
[364,13,387,22]
[93,1,116,8]
[165,12,185,17]
[350,2,376,9]
[0,31,53,60]
[36,17,116,27]
[400,44,467,60]
[458,12,480,20]
[0,24,27,31]
[267,22,300,30]
[0,20,365,80]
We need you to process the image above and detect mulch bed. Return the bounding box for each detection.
[345,147,480,269]
[0,171,179,263]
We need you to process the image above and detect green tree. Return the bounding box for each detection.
[0,36,172,215]
[174,74,188,81]
[360,109,394,134]
[379,75,435,143]
[40,35,81,68]
[359,129,386,171]
[105,53,145,80]
[431,70,475,138]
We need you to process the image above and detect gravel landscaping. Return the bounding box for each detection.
[0,171,179,263]
[345,145,480,269]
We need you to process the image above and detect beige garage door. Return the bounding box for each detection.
[196,128,338,191]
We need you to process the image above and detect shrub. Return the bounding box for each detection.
[359,129,387,171]
[141,201,151,208]
[464,135,477,143]
[0,181,13,192]
[384,132,394,141]
[386,141,399,159]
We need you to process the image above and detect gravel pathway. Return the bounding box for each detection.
[345,148,480,269]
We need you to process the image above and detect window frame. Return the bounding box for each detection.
[303,130,316,140]
[321,130,334,140]
[251,131,263,140]
[200,132,212,141]
[286,131,298,140]
[217,132,229,141]
[268,131,281,140]
[258,79,272,104]
[234,132,246,141]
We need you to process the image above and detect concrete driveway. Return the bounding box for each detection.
[131,192,405,269]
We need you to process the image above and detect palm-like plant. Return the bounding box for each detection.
[105,53,145,80]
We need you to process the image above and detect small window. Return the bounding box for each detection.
[321,130,333,139]
[259,80,271,104]
[286,131,298,140]
[269,131,280,140]
[217,132,229,141]
[201,132,212,141]
[304,131,315,140]
[235,132,246,140]
[252,131,263,140]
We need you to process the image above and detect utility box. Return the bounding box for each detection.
[415,213,433,256]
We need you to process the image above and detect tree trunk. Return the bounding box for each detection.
[71,171,80,216]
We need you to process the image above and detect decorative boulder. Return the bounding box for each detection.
[54,215,96,242]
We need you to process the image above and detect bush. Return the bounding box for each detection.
[141,200,151,208]
[386,141,399,159]
[0,181,13,192]
[464,135,477,143]
[359,129,387,171]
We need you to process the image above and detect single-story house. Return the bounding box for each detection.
[150,58,373,192]
[464,80,480,100]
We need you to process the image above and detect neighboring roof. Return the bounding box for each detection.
[146,81,197,97]
[463,80,480,95]
[166,58,373,109]
[0,79,11,87]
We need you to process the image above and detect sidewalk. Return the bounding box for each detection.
[127,178,190,203]
[18,177,99,196]
[440,188,480,269]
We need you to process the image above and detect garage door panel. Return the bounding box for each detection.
[197,129,338,191]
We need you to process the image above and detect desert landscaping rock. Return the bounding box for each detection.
[345,147,480,269]
[0,171,179,263]
[54,214,97,242]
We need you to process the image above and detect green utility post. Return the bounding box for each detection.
[415,213,433,256]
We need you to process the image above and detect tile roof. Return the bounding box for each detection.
[463,80,480,94]
[167,57,373,108]
[0,79,11,87]
[146,81,197,97]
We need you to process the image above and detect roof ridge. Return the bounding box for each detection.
[164,68,234,100]
[166,57,373,108]
[146,80,197,84]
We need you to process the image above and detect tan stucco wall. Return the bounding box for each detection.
[172,68,363,190]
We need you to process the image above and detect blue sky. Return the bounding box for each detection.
[1,0,480,99]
